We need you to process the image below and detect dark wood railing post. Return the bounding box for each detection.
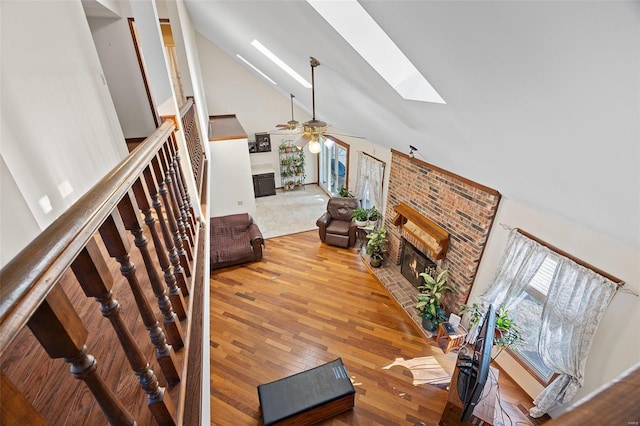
[132,178,187,319]
[144,164,191,292]
[159,146,193,260]
[26,285,136,426]
[117,191,185,350]
[98,212,181,389]
[70,237,177,425]
[151,154,192,278]
[167,137,197,246]
[180,98,205,192]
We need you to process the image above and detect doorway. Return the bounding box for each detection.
[319,137,349,196]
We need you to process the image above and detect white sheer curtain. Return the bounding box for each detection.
[479,230,549,310]
[354,152,384,210]
[465,230,548,343]
[529,259,618,417]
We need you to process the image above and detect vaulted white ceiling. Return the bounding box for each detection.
[184,0,639,249]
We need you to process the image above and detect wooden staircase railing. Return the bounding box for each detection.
[0,119,205,425]
[180,97,206,197]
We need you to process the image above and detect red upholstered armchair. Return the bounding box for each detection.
[316,197,360,248]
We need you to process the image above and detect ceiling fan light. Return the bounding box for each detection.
[308,140,321,154]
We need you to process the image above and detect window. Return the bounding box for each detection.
[319,137,348,196]
[508,255,558,384]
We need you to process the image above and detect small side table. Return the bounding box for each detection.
[435,323,467,354]
[356,224,375,250]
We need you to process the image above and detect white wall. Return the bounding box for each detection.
[174,0,210,146]
[87,16,157,138]
[470,198,640,416]
[0,157,40,266]
[0,0,127,259]
[209,139,256,218]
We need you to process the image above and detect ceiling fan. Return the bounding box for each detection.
[271,57,364,153]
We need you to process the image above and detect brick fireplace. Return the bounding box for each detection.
[383,150,501,314]
[400,238,437,288]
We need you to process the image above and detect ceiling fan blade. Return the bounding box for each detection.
[269,127,303,135]
[276,124,289,129]
[326,132,367,139]
[293,133,312,147]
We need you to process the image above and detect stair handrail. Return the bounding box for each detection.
[0,120,175,353]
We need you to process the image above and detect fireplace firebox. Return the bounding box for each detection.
[400,238,437,289]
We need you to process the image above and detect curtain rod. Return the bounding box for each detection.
[361,151,386,166]
[513,228,624,286]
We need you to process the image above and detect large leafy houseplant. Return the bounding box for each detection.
[415,270,453,331]
[365,228,387,267]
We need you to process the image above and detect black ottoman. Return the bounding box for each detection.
[257,358,356,425]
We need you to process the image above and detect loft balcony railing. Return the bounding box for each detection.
[0,113,206,425]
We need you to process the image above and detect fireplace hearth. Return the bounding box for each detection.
[400,239,436,289]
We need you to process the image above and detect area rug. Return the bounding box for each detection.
[382,356,450,387]
[253,184,330,239]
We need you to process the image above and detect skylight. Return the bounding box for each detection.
[236,54,277,85]
[251,40,312,88]
[306,0,445,104]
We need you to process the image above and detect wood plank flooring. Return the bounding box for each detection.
[210,231,539,426]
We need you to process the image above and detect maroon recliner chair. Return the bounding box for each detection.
[316,197,360,248]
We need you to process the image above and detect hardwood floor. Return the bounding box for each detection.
[210,231,539,426]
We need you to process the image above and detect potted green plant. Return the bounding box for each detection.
[365,228,387,268]
[460,302,483,330]
[338,185,354,197]
[460,303,523,354]
[279,140,293,153]
[415,270,453,332]
[367,206,380,225]
[494,305,523,350]
[352,207,369,227]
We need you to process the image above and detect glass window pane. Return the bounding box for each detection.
[510,292,555,383]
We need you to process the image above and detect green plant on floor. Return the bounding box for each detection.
[366,228,388,267]
[415,270,452,329]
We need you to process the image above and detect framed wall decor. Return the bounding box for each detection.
[255,132,271,153]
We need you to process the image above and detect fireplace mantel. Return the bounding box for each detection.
[392,203,449,260]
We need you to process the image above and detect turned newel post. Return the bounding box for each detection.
[132,178,187,320]
[98,212,181,389]
[26,285,136,426]
[117,191,185,350]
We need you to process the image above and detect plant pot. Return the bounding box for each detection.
[422,317,437,332]
[285,147,292,153]
[355,220,368,227]
[370,257,382,268]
